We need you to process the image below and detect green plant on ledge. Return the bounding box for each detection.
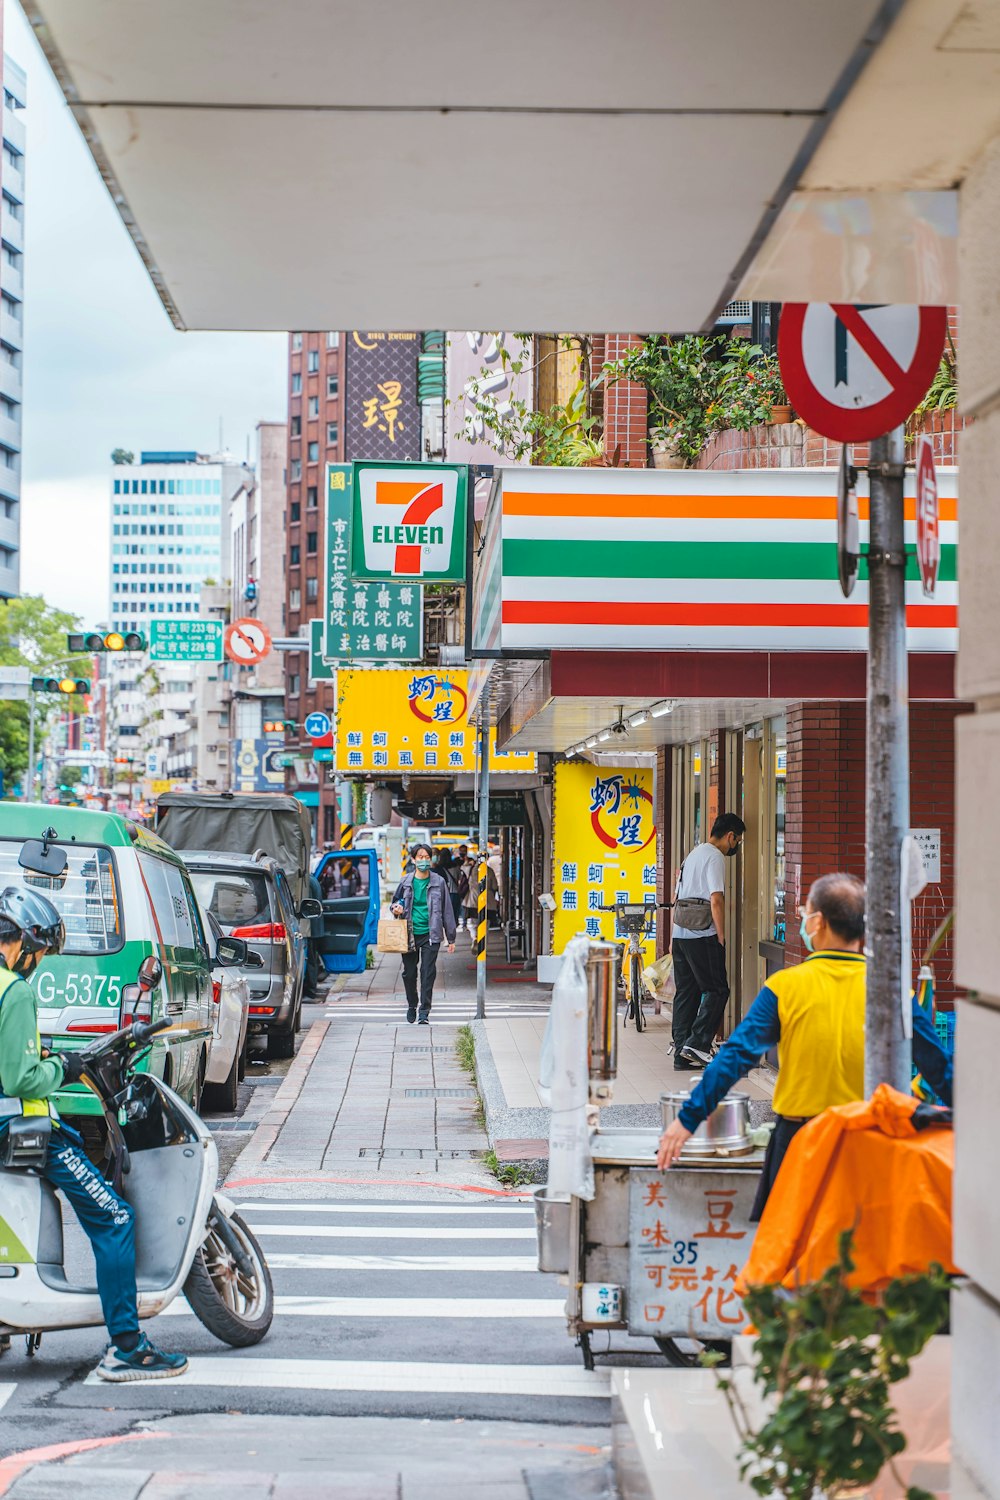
[714,1229,949,1500]
[719,346,789,429]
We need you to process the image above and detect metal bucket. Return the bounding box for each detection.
[586,940,620,1091]
[659,1088,752,1154]
[533,1186,571,1273]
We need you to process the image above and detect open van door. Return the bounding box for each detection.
[313,849,380,974]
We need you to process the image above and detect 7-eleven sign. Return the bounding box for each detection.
[351,462,468,582]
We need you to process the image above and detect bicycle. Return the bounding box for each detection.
[598,900,658,1032]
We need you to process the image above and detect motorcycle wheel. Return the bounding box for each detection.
[654,1335,731,1369]
[183,1211,274,1347]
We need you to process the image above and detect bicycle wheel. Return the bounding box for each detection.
[630,953,645,1032]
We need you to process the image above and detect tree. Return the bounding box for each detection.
[0,595,87,796]
[111,447,134,465]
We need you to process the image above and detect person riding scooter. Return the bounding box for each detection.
[0,885,188,1382]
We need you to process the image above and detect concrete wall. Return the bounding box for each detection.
[954,133,1000,1500]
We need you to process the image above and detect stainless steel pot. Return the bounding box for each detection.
[659,1086,751,1154]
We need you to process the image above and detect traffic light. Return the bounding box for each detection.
[31,677,91,695]
[263,720,298,734]
[67,631,146,653]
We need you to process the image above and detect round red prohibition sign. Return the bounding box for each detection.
[778,303,947,443]
[225,617,272,665]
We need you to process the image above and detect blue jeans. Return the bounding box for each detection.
[44,1125,139,1341]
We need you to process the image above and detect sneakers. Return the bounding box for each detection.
[96,1332,189,1383]
[406,1007,417,1024]
[680,1044,713,1067]
[418,1013,430,1025]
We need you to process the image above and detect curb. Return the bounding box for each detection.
[225,1020,329,1178]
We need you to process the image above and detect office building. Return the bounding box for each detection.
[0,55,26,599]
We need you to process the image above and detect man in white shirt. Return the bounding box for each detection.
[671,812,745,1070]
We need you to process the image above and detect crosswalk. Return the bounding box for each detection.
[72,1197,611,1414]
[324,1002,549,1023]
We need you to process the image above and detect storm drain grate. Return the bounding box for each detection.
[359,1147,483,1160]
[403,1088,477,1098]
[400,1046,453,1053]
[206,1120,259,1133]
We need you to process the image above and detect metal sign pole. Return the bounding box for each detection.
[864,425,911,1095]
[476,709,490,1021]
[23,693,35,803]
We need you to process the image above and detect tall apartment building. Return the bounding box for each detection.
[0,55,26,599]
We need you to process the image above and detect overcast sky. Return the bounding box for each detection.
[7,0,288,625]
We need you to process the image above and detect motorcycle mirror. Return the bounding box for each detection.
[18,837,68,880]
[137,955,162,992]
[216,936,249,966]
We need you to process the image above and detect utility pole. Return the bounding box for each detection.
[23,692,36,803]
[475,708,490,1021]
[864,425,911,1096]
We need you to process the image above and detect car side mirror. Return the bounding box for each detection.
[137,955,163,991]
[216,936,248,966]
[298,898,323,919]
[18,837,68,880]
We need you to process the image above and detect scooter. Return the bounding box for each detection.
[0,963,274,1357]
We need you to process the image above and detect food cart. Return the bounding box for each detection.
[534,937,766,1367]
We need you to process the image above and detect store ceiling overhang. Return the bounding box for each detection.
[493,650,957,751]
[30,0,916,333]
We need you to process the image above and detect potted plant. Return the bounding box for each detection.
[649,425,687,469]
[714,1229,949,1500]
[605,334,731,467]
[720,346,792,428]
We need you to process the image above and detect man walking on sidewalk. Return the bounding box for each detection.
[670,811,745,1070]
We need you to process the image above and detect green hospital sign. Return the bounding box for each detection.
[149,619,224,661]
[349,460,468,583]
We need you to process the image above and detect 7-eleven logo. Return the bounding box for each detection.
[358,468,460,579]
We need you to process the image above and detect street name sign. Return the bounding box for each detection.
[778,304,947,442]
[350,461,468,582]
[0,666,30,701]
[915,436,939,598]
[225,618,272,665]
[149,619,224,662]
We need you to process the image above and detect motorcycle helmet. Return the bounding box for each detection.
[0,885,66,971]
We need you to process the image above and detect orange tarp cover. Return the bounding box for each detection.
[739,1084,959,1294]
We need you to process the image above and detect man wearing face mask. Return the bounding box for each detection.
[390,844,457,1024]
[657,871,952,1219]
[670,812,746,1070]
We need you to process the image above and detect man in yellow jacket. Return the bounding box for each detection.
[657,871,952,1219]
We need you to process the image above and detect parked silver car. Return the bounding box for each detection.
[185,850,321,1059]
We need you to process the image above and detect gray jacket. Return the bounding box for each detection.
[391,871,457,946]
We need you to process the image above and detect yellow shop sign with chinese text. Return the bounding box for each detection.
[552,760,658,956]
[335,669,536,775]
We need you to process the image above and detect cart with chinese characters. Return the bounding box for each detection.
[563,1128,764,1368]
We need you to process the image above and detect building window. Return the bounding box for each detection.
[290,414,301,437]
[290,500,301,522]
[327,422,339,446]
[290,459,302,481]
[291,373,302,395]
[292,333,303,350]
[306,576,318,603]
[326,332,340,348]
[289,587,301,610]
[306,531,317,554]
[307,442,319,462]
[289,545,301,566]
[327,375,339,399]
[307,350,319,373]
[307,485,318,508]
[307,395,319,419]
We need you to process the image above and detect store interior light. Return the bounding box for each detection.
[598,729,612,742]
[650,700,676,717]
[628,710,650,727]
[565,746,577,757]
[586,736,599,749]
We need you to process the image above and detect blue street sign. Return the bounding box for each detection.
[304,711,332,739]
[313,747,334,763]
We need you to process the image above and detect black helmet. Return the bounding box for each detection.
[0,886,66,958]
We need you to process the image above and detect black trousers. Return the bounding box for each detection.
[401,935,440,1016]
[671,935,730,1057]
[749,1115,808,1221]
